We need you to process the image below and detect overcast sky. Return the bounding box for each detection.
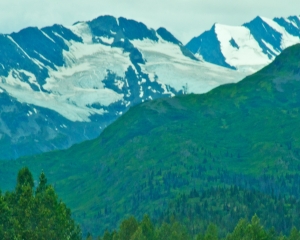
[1,0,299,44]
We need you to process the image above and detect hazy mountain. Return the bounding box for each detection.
[186,15,300,72]
[0,15,247,159]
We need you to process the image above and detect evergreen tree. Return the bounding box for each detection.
[0,191,14,240]
[102,230,114,240]
[246,214,268,240]
[119,216,139,240]
[140,215,155,240]
[0,168,82,240]
[204,223,218,240]
[226,219,248,240]
[288,227,300,240]
[130,226,146,240]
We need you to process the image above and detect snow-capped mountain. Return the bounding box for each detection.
[186,15,300,72]
[0,15,247,159]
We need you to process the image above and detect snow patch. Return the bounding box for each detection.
[261,39,280,55]
[132,38,248,94]
[260,16,300,49]
[139,86,144,98]
[68,22,93,44]
[214,24,272,68]
[98,36,114,44]
[30,40,132,121]
[41,30,55,43]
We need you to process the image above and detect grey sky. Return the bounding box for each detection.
[1,0,299,44]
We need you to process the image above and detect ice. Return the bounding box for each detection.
[211,17,300,70]
[284,18,298,28]
[139,86,144,98]
[0,46,129,122]
[68,22,93,44]
[214,24,272,68]
[0,22,253,123]
[41,30,55,43]
[98,36,114,44]
[7,36,33,61]
[260,17,300,49]
[132,38,249,94]
[261,39,280,55]
[7,36,45,69]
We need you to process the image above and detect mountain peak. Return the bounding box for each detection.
[156,27,182,45]
[0,14,246,159]
[186,15,300,71]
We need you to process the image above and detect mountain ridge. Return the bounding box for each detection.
[0,15,246,159]
[186,15,300,71]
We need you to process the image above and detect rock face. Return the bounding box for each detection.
[186,15,300,72]
[0,15,247,159]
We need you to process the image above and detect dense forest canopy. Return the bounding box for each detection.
[2,168,300,240]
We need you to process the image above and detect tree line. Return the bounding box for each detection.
[2,168,300,240]
[94,214,300,240]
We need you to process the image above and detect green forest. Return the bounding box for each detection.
[3,168,300,240]
[0,168,81,240]
[96,214,300,240]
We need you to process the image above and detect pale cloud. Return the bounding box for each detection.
[0,0,299,44]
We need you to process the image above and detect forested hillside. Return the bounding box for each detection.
[1,44,300,236]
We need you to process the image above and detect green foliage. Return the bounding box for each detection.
[140,215,155,240]
[99,214,300,240]
[158,186,300,237]
[0,167,82,240]
[288,227,300,240]
[204,224,218,240]
[16,167,34,195]
[130,227,146,240]
[119,216,139,240]
[223,219,248,240]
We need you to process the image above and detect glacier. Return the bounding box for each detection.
[1,14,295,159]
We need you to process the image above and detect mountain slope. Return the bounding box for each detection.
[186,15,300,71]
[0,15,247,159]
[1,44,300,235]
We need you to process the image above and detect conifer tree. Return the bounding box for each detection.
[119,216,139,240]
[0,167,82,240]
[140,215,155,240]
